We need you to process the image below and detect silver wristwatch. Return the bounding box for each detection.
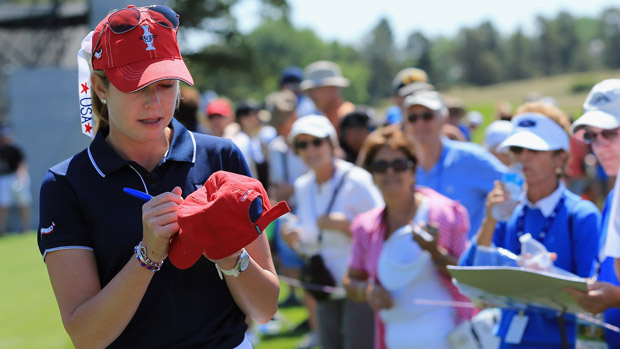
[215,249,250,280]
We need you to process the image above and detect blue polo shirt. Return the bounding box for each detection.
[597,189,620,347]
[416,138,506,238]
[38,118,252,348]
[460,187,601,347]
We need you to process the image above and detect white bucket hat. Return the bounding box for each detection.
[300,60,350,91]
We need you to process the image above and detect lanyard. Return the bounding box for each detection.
[516,195,565,242]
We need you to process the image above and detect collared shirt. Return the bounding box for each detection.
[38,118,252,348]
[460,185,601,347]
[416,137,507,238]
[521,181,565,217]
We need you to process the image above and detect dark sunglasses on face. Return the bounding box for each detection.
[369,158,415,174]
[509,146,541,154]
[295,138,326,150]
[407,111,435,123]
[583,128,620,145]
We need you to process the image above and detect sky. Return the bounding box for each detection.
[231,0,619,47]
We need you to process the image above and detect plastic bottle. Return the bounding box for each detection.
[518,233,553,272]
[491,163,524,222]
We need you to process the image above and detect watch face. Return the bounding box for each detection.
[239,250,250,272]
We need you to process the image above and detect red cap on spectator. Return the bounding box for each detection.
[206,99,233,118]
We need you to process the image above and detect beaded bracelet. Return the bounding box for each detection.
[134,241,163,272]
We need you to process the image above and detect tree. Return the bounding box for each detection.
[404,31,434,83]
[600,7,620,69]
[504,28,534,80]
[362,17,397,102]
[456,25,502,86]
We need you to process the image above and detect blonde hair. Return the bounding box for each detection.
[92,70,110,131]
[515,101,570,135]
[515,101,570,178]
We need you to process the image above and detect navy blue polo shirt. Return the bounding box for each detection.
[38,118,252,348]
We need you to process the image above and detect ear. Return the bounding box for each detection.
[91,73,107,100]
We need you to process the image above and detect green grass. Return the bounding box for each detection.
[0,232,72,348]
[0,232,309,348]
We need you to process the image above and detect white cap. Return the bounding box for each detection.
[483,120,513,151]
[377,225,429,291]
[571,79,620,133]
[497,112,569,152]
[466,110,484,127]
[287,114,339,149]
[403,91,449,118]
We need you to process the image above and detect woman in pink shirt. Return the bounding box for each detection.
[344,126,471,349]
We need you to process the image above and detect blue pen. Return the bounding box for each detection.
[123,187,152,202]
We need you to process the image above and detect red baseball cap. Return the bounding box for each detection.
[168,171,290,269]
[91,5,194,93]
[206,99,233,118]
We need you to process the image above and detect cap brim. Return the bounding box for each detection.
[571,110,620,133]
[300,77,350,91]
[397,82,434,97]
[106,57,194,93]
[168,229,204,270]
[497,131,554,152]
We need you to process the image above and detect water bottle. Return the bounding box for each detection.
[491,163,524,222]
[518,233,553,272]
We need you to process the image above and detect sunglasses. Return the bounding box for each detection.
[93,6,179,58]
[407,111,435,123]
[295,138,326,150]
[583,128,620,145]
[509,146,541,154]
[369,158,415,174]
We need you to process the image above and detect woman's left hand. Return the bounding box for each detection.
[412,222,440,254]
[317,212,351,234]
[366,282,394,312]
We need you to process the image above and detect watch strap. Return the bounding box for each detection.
[215,249,247,280]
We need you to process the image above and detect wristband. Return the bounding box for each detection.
[134,241,164,272]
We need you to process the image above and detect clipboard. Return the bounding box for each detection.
[448,265,588,314]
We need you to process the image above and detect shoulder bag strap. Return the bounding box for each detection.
[318,166,352,244]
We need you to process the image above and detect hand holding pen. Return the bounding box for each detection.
[123,186,184,263]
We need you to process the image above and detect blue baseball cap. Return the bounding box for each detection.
[280,66,303,85]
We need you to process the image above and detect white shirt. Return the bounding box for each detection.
[293,159,383,288]
[521,181,565,217]
[604,169,620,258]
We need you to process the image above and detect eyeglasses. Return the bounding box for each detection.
[583,128,620,145]
[295,138,326,150]
[369,159,415,174]
[93,6,179,58]
[509,146,541,154]
[407,111,435,123]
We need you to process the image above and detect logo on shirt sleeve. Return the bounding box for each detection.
[40,222,56,235]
